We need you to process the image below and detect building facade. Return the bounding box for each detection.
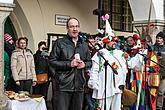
[0,0,164,108]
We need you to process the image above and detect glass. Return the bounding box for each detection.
[68,25,80,29]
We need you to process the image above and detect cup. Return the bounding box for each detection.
[74,53,80,60]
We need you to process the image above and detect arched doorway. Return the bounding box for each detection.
[4,17,17,42]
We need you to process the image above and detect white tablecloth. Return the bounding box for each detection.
[6,98,47,110]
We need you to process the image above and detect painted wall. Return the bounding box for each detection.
[12,0,97,52]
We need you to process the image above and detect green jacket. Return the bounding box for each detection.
[4,51,10,87]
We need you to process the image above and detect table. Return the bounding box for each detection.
[6,98,47,110]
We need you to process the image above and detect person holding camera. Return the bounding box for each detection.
[153,31,165,109]
[33,41,50,104]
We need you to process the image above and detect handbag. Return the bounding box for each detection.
[122,88,137,106]
[36,73,48,84]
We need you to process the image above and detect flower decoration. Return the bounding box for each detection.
[96,100,101,110]
[122,52,130,61]
[111,36,119,41]
[97,107,102,110]
[102,37,110,44]
[102,14,109,21]
[111,62,119,70]
[111,62,118,75]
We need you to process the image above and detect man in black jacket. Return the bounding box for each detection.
[153,31,165,109]
[49,17,92,110]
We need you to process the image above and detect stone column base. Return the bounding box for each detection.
[0,95,10,110]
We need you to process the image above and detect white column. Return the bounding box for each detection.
[0,2,15,110]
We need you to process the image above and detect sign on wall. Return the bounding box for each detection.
[55,14,70,26]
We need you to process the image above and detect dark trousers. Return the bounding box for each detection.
[83,93,96,110]
[6,78,17,92]
[53,91,84,110]
[33,81,50,100]
[17,80,32,93]
[157,79,165,109]
[6,78,32,93]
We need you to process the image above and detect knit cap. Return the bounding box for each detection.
[156,31,165,42]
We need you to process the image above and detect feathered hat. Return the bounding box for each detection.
[101,14,118,44]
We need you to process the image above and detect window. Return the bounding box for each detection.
[101,0,133,32]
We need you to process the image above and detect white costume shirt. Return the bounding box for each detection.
[88,48,128,99]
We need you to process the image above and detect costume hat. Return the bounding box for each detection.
[156,31,165,42]
[101,14,118,44]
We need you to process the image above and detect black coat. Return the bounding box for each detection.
[34,50,49,74]
[153,44,165,77]
[49,35,92,92]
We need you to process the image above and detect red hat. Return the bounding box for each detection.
[102,36,119,44]
[4,33,13,42]
[133,34,140,41]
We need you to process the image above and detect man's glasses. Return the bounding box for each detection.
[68,25,80,29]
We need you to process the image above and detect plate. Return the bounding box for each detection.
[18,91,29,95]
[14,95,30,101]
[15,97,30,101]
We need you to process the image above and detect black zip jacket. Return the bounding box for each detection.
[49,35,92,92]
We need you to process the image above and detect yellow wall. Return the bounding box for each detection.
[12,0,97,52]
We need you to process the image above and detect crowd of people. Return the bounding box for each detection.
[3,16,165,110]
[4,36,50,107]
